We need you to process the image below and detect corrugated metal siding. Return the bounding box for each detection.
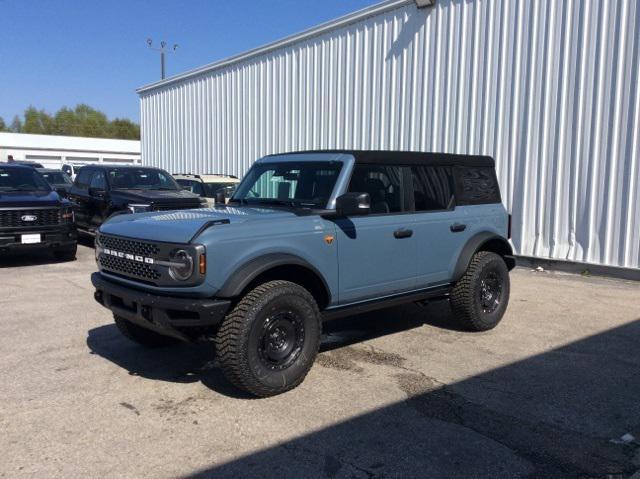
[140,0,640,269]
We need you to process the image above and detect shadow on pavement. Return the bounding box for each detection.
[185,320,639,478]
[0,249,74,268]
[87,312,640,477]
[86,301,460,399]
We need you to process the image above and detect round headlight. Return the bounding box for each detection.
[169,249,194,281]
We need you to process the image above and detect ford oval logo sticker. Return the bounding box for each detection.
[21,215,38,222]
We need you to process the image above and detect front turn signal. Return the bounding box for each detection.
[199,254,206,275]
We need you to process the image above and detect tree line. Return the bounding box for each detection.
[0,105,140,140]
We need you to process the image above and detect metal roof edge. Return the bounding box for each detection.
[136,0,413,95]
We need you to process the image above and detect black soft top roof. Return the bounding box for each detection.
[271,150,494,167]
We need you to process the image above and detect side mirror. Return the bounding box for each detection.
[88,187,105,198]
[55,187,68,197]
[215,190,227,205]
[335,192,370,217]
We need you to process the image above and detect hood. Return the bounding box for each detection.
[99,205,298,243]
[110,189,201,204]
[0,190,63,208]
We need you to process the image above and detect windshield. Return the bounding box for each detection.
[204,182,237,198]
[41,171,72,185]
[232,161,342,208]
[176,179,204,195]
[0,167,51,192]
[107,168,179,191]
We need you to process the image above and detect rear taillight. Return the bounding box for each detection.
[507,214,512,239]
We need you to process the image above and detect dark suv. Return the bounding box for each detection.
[68,165,205,235]
[0,164,77,260]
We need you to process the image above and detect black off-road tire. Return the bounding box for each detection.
[114,315,179,348]
[450,251,510,332]
[215,280,322,397]
[53,243,77,262]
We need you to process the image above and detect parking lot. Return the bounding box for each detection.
[1,244,639,478]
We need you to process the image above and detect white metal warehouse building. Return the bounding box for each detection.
[137,0,640,271]
[0,132,141,169]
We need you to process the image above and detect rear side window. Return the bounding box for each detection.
[74,169,92,189]
[454,166,501,205]
[411,166,454,211]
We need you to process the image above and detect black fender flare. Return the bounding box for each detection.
[216,253,331,300]
[452,232,515,282]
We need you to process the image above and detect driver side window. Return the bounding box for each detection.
[348,164,407,214]
[74,169,92,190]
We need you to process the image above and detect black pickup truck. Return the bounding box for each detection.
[67,165,205,235]
[0,164,77,260]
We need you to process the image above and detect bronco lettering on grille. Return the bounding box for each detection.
[103,248,155,264]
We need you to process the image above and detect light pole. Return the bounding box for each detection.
[147,39,178,80]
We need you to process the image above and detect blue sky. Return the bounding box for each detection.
[0,0,379,124]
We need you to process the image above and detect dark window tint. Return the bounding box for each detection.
[411,166,454,211]
[90,171,107,190]
[62,165,72,176]
[0,167,50,191]
[454,166,501,205]
[204,182,237,197]
[107,168,178,190]
[75,169,92,189]
[349,164,408,214]
[41,172,72,184]
[176,179,204,195]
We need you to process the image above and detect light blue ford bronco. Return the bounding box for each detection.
[92,151,515,396]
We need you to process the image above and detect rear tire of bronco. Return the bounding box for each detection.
[53,244,77,262]
[215,280,321,397]
[114,315,179,348]
[450,251,510,332]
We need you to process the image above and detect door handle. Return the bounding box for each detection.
[394,229,413,239]
[450,223,467,233]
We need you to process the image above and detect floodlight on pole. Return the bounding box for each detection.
[147,38,179,80]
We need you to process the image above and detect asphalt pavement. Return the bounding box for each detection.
[1,244,639,478]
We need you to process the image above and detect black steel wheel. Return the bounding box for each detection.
[215,280,321,397]
[257,311,306,371]
[450,251,510,331]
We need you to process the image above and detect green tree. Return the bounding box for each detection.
[109,118,140,140]
[73,104,110,138]
[22,106,55,134]
[10,115,23,133]
[0,117,6,131]
[7,105,139,140]
[53,107,81,136]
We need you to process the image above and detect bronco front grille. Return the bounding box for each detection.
[97,234,161,283]
[98,235,159,257]
[99,255,161,281]
[0,208,61,228]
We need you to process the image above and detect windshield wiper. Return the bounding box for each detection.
[248,199,302,208]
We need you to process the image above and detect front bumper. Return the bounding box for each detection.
[91,272,231,341]
[0,225,77,251]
